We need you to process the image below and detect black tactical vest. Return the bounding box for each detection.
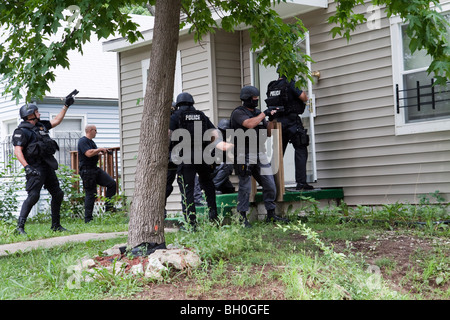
[18,121,59,169]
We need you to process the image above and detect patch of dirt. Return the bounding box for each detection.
[99,231,448,300]
[95,254,150,273]
[332,231,449,297]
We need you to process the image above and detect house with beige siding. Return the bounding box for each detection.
[104,0,450,214]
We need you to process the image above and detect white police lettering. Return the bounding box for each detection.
[270,90,281,97]
[185,114,201,121]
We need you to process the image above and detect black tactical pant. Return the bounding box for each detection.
[165,164,204,218]
[177,163,217,225]
[80,167,116,222]
[212,163,235,194]
[278,115,309,185]
[18,163,64,228]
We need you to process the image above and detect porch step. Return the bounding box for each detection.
[257,187,344,203]
[164,188,344,226]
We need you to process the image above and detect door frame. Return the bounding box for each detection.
[249,31,317,185]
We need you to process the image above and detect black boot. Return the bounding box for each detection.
[16,218,27,235]
[52,225,69,232]
[239,211,252,228]
[266,209,290,223]
[51,214,69,232]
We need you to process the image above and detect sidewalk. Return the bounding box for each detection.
[0,229,177,257]
[0,232,128,257]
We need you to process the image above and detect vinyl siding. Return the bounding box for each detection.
[302,0,450,205]
[119,45,150,196]
[214,29,242,120]
[119,1,449,208]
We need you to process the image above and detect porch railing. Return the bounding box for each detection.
[70,147,121,197]
[0,135,81,174]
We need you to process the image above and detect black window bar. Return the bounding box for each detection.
[396,79,450,114]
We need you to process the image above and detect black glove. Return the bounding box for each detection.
[64,96,74,107]
[25,165,40,177]
[264,108,275,121]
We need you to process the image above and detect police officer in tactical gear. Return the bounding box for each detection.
[12,97,75,234]
[230,85,288,227]
[169,92,230,229]
[165,101,203,218]
[266,66,312,190]
[78,124,117,223]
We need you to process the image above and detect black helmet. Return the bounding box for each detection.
[217,119,231,132]
[240,86,260,101]
[19,104,38,120]
[176,92,195,107]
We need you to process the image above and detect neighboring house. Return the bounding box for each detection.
[0,24,132,216]
[0,36,120,168]
[103,0,450,213]
[1,14,154,167]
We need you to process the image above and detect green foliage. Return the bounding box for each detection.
[55,164,85,219]
[0,0,145,102]
[0,1,448,99]
[329,0,450,85]
[0,156,21,221]
[280,221,404,299]
[298,191,449,236]
[120,2,153,16]
[1,212,448,299]
[181,0,312,88]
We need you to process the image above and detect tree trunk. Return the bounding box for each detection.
[127,0,182,249]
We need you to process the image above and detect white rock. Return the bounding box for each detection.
[144,257,167,280]
[81,258,96,269]
[130,263,144,275]
[103,261,126,276]
[102,243,127,256]
[149,248,201,270]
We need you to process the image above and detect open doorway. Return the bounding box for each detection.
[251,32,317,186]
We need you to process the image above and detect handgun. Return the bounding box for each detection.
[66,89,79,99]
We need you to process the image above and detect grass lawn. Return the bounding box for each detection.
[1,208,449,301]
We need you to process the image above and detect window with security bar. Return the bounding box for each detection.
[396,23,450,123]
[390,6,450,135]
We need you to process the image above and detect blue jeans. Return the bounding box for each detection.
[236,152,277,213]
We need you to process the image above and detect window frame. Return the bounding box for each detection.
[1,118,18,141]
[49,114,85,139]
[390,2,450,135]
[141,50,182,101]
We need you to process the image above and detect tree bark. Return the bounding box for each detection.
[127,0,182,249]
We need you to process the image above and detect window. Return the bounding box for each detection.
[52,117,83,139]
[390,5,450,135]
[51,116,83,166]
[2,120,17,140]
[1,120,18,170]
[141,50,182,101]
